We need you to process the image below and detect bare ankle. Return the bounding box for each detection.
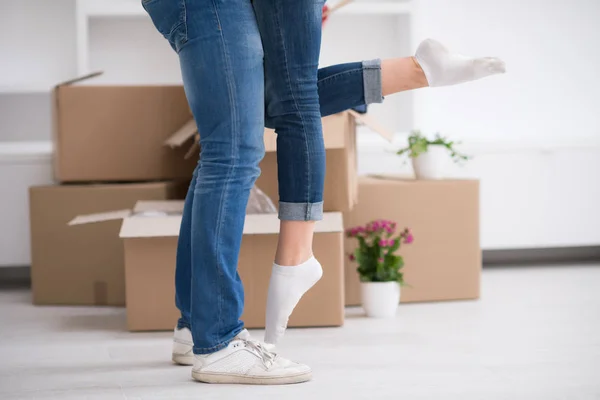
[274,250,313,267]
[411,56,429,87]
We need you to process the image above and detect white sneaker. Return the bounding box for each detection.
[192,329,312,385]
[172,326,194,365]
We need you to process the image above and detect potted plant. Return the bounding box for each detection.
[347,219,414,318]
[396,130,469,180]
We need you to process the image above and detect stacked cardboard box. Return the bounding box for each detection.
[343,175,482,306]
[30,74,194,306]
[29,182,185,306]
[31,74,389,331]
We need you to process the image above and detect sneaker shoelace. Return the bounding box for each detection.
[244,339,277,368]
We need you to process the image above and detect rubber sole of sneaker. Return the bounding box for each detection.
[172,353,194,366]
[191,369,312,385]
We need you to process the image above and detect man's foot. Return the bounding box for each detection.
[172,326,194,365]
[414,38,506,87]
[192,330,312,385]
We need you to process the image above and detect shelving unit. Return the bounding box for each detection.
[75,0,412,74]
[80,0,412,18]
[1,0,413,142]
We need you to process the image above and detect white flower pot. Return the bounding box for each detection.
[361,282,401,318]
[411,145,448,180]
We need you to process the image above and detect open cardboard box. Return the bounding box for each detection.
[69,201,345,331]
[29,181,186,306]
[167,110,394,212]
[53,73,197,182]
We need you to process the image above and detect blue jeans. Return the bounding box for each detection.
[143,0,383,354]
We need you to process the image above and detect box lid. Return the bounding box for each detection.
[347,110,394,142]
[164,120,198,148]
[68,200,184,226]
[133,200,185,213]
[120,211,344,238]
[70,201,343,238]
[54,72,103,90]
[68,209,133,225]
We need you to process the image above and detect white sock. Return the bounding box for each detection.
[264,257,323,345]
[415,38,506,87]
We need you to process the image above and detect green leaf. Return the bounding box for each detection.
[388,238,400,253]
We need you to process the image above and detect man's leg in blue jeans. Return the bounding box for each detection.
[146,0,317,385]
[144,0,266,352]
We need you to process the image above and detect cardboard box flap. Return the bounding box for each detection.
[368,173,415,182]
[68,209,132,226]
[165,119,198,148]
[243,212,343,235]
[348,110,394,142]
[55,71,103,88]
[120,211,343,238]
[119,216,182,238]
[133,200,185,214]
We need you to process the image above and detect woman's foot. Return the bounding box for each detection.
[192,330,312,385]
[414,38,506,87]
[264,256,323,345]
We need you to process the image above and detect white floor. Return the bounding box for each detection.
[0,265,599,399]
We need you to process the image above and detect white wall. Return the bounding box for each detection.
[321,13,413,135]
[1,0,599,267]
[0,0,76,86]
[412,0,600,144]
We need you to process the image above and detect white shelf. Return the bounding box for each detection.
[83,0,144,17]
[0,84,53,94]
[81,0,411,18]
[0,141,53,163]
[337,2,412,15]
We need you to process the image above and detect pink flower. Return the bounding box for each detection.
[379,239,387,247]
[378,257,384,262]
[357,226,365,233]
[349,254,355,261]
[403,233,414,244]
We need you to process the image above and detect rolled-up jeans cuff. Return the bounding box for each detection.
[362,59,383,104]
[279,201,324,221]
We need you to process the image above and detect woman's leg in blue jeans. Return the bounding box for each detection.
[252,0,328,344]
[175,60,384,334]
[254,0,326,223]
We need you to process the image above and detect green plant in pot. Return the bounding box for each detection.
[347,219,414,318]
[396,130,469,179]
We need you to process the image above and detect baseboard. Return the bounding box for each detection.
[1,247,598,288]
[483,246,600,265]
[0,266,31,288]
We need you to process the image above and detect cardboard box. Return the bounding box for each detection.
[54,73,391,206]
[171,110,393,212]
[29,181,185,306]
[70,202,345,331]
[53,73,197,182]
[344,176,481,305]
